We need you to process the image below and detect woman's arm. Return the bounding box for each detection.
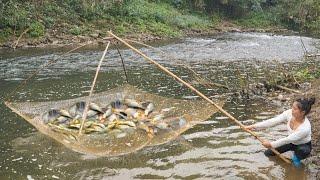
[270,127,310,148]
[252,109,290,129]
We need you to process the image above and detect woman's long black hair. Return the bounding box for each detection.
[296,97,316,115]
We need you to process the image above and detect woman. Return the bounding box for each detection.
[245,98,315,167]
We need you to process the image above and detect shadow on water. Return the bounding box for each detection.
[1,32,319,179]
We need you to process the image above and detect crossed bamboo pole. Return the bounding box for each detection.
[79,41,110,135]
[108,31,291,164]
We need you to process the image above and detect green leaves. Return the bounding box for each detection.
[29,22,45,37]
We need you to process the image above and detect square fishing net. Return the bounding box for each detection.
[5,85,223,156]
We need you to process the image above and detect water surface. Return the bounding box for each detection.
[1,32,319,179]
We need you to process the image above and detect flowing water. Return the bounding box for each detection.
[1,33,320,179]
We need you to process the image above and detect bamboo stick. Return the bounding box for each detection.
[13,28,29,50]
[306,54,320,57]
[108,31,291,164]
[115,44,129,83]
[276,85,301,94]
[79,41,110,135]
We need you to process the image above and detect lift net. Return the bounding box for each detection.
[5,85,223,156]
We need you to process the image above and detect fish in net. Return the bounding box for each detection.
[5,85,224,156]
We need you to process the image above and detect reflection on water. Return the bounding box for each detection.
[1,32,319,179]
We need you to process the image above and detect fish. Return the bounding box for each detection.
[114,112,128,120]
[178,118,187,127]
[89,102,104,113]
[124,99,144,109]
[102,107,112,119]
[155,122,169,129]
[84,123,106,133]
[124,108,138,118]
[117,125,130,130]
[111,100,124,109]
[69,101,85,117]
[161,107,175,112]
[152,114,164,122]
[69,101,102,118]
[107,121,117,129]
[144,102,154,116]
[69,119,81,125]
[68,121,94,129]
[137,122,150,132]
[108,114,118,122]
[91,122,106,129]
[59,109,72,118]
[56,116,70,124]
[42,109,60,123]
[42,109,72,124]
[118,121,136,127]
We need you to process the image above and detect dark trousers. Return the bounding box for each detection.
[264,142,312,160]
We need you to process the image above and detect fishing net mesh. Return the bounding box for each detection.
[5,85,223,156]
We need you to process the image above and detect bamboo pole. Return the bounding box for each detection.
[79,41,110,135]
[108,31,291,164]
[276,85,302,94]
[115,44,129,83]
[306,54,320,57]
[13,28,29,50]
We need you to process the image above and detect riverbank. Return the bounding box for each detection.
[276,77,320,179]
[0,22,292,50]
[302,78,320,179]
[2,0,319,50]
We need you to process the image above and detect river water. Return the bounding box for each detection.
[0,33,319,179]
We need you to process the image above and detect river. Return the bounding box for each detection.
[0,32,319,179]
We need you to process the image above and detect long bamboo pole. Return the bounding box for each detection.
[108,31,291,164]
[79,41,110,135]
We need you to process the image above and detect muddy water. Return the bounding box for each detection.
[1,33,319,179]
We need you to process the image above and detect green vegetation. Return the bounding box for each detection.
[295,66,320,81]
[0,0,319,43]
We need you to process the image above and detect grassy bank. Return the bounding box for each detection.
[0,0,214,44]
[0,0,319,47]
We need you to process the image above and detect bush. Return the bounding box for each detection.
[0,28,12,41]
[0,2,29,30]
[147,22,180,37]
[211,13,222,26]
[29,21,45,37]
[235,11,280,28]
[69,25,82,35]
[174,14,210,29]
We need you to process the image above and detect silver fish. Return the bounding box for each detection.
[69,101,86,117]
[144,102,154,116]
[70,101,103,117]
[59,109,72,118]
[153,114,164,121]
[111,100,124,109]
[108,114,118,122]
[56,116,70,124]
[124,108,141,119]
[119,121,136,127]
[179,118,187,127]
[89,102,104,113]
[155,122,169,129]
[42,109,60,123]
[124,99,143,109]
[102,107,112,118]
